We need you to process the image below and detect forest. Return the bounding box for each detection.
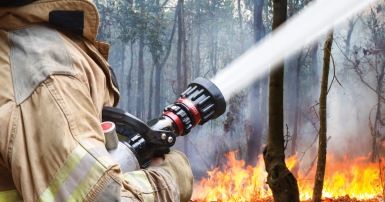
[93,0,385,201]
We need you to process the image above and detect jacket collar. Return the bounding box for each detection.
[0,0,100,43]
[0,0,39,7]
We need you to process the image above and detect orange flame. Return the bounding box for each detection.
[192,151,384,201]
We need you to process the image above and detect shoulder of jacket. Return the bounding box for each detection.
[8,26,75,105]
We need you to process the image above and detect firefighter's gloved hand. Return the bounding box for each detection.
[153,148,170,157]
[146,150,193,202]
[149,156,164,166]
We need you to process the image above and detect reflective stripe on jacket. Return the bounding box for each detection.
[0,190,22,202]
[0,0,193,201]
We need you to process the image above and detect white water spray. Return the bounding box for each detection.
[212,0,376,101]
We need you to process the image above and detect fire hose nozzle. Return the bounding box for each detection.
[162,77,226,136]
[102,77,226,170]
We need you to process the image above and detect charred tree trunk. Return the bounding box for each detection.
[246,0,264,167]
[312,27,334,202]
[263,0,300,201]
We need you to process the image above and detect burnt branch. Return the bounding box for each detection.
[284,124,292,151]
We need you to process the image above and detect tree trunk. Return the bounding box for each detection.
[263,0,300,201]
[195,8,201,79]
[121,43,126,84]
[183,4,189,155]
[261,25,269,138]
[290,49,303,178]
[120,43,126,109]
[237,0,244,53]
[339,16,357,128]
[373,58,385,162]
[182,7,189,155]
[154,3,178,115]
[151,0,160,117]
[291,50,303,157]
[127,41,134,113]
[147,65,155,120]
[182,0,187,91]
[176,0,183,98]
[136,13,145,119]
[310,41,319,103]
[246,0,264,167]
[261,75,269,135]
[312,27,334,202]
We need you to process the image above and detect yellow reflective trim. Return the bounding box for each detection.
[123,171,154,202]
[97,155,115,167]
[80,139,114,168]
[0,190,23,202]
[133,171,154,194]
[123,172,138,183]
[80,139,103,151]
[66,161,106,201]
[38,146,87,202]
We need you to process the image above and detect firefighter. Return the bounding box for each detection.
[0,0,193,202]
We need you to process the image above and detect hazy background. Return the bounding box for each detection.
[93,0,385,180]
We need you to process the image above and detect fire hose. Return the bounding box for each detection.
[100,77,226,172]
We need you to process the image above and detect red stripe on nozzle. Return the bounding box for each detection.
[163,111,184,136]
[176,98,201,126]
[101,122,113,131]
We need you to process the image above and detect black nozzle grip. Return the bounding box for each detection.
[102,107,176,147]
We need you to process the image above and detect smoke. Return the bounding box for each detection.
[211,0,377,101]
[183,2,385,178]
[294,10,384,165]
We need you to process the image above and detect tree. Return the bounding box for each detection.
[176,0,184,98]
[194,0,202,79]
[262,0,300,201]
[312,27,334,202]
[151,0,179,116]
[136,0,145,119]
[290,49,303,158]
[246,0,264,167]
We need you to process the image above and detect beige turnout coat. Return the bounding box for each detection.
[0,1,193,202]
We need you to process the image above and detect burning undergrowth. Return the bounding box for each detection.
[191,151,385,202]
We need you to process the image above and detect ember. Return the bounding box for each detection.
[192,151,384,202]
